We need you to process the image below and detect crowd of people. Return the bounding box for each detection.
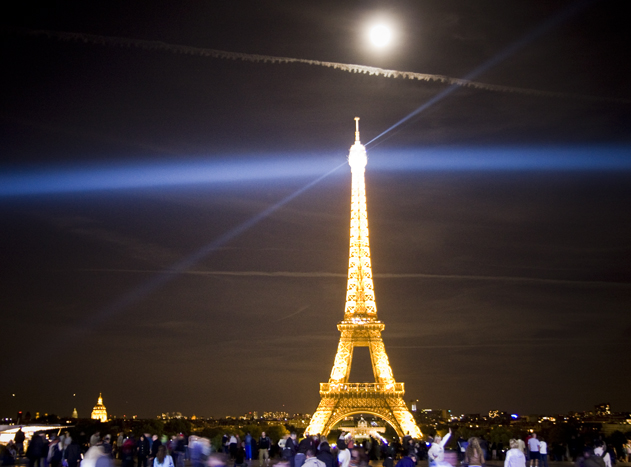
[2,427,631,467]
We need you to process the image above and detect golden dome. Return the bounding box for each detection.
[90,393,108,422]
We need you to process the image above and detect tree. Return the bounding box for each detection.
[488,426,515,445]
[137,419,165,437]
[165,419,191,435]
[266,425,289,443]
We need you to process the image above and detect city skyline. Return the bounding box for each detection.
[5,396,627,425]
[1,1,630,420]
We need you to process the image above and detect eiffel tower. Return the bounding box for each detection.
[305,118,421,439]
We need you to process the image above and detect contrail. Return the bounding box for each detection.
[14,29,629,105]
[274,305,310,322]
[77,268,631,287]
[389,341,627,349]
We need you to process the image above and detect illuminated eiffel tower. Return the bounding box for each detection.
[305,118,421,439]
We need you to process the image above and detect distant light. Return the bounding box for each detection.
[511,414,519,419]
[369,25,392,48]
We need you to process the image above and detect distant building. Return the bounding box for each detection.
[595,403,611,416]
[159,412,185,420]
[344,416,386,440]
[489,410,512,422]
[91,393,108,422]
[72,408,78,418]
[263,411,289,419]
[415,409,449,425]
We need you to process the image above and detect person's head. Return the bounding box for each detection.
[306,450,315,458]
[409,454,417,462]
[261,432,266,438]
[434,435,442,444]
[291,433,297,440]
[319,442,330,453]
[337,440,347,450]
[583,447,594,458]
[509,439,519,450]
[532,433,537,439]
[157,445,167,463]
[468,438,481,450]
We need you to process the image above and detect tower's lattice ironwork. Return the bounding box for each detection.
[305,119,421,439]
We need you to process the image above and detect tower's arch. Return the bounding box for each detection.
[323,410,403,438]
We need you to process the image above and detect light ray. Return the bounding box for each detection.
[1,145,628,200]
[366,146,631,172]
[0,155,340,197]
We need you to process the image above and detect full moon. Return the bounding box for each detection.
[369,24,392,48]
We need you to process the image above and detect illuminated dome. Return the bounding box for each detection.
[91,393,108,422]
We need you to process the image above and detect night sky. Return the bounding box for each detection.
[1,1,630,420]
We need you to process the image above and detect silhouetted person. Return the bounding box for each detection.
[14,429,25,457]
[284,434,298,467]
[153,446,174,467]
[505,440,526,467]
[465,438,485,467]
[26,432,45,467]
[576,447,605,467]
[395,453,417,467]
[316,443,336,467]
[304,450,325,467]
[64,440,82,467]
[138,435,150,467]
[121,435,136,467]
[258,432,271,465]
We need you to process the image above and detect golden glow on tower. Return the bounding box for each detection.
[345,117,374,322]
[90,393,108,422]
[305,119,421,439]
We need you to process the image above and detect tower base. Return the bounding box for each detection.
[305,383,421,439]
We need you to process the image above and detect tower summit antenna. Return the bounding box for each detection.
[354,117,360,142]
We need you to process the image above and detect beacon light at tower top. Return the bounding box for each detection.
[348,117,367,170]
